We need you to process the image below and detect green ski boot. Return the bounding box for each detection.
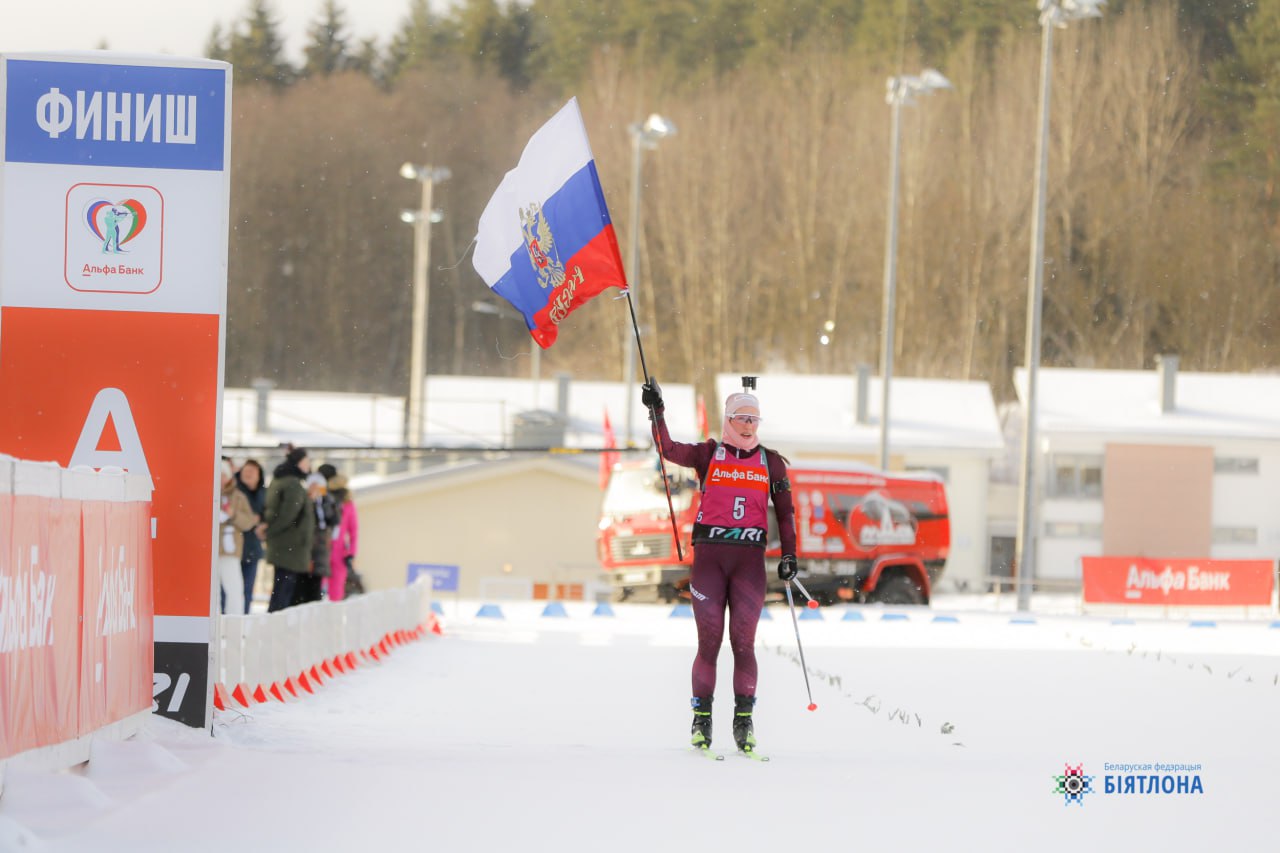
[733,694,757,753]
[690,696,714,749]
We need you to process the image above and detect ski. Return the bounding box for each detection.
[737,747,770,762]
[692,745,725,761]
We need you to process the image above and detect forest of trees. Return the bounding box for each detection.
[206,0,1279,405]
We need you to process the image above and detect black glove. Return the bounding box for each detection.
[777,555,798,582]
[641,378,664,410]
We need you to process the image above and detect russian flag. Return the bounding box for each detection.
[473,98,627,348]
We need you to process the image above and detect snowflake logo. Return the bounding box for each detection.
[1052,763,1095,806]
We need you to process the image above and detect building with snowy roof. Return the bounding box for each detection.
[1012,358,1280,584]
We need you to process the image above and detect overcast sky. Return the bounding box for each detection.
[1,0,433,63]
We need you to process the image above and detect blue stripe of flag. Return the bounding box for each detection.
[492,161,611,328]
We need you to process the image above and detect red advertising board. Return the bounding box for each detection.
[0,491,12,758]
[0,307,217,727]
[80,499,155,733]
[1082,556,1275,606]
[2,492,83,756]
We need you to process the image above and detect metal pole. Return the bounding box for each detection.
[623,130,643,448]
[879,90,904,472]
[1015,21,1054,612]
[407,175,434,447]
[531,344,541,408]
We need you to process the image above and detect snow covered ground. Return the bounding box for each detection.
[3,597,1278,852]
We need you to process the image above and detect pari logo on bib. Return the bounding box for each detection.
[64,182,165,294]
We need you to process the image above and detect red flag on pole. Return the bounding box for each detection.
[696,393,709,442]
[600,408,618,489]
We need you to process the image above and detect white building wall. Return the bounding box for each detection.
[1037,497,1103,582]
[907,452,990,589]
[1211,444,1280,558]
[1033,436,1280,581]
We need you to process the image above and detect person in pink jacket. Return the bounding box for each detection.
[324,472,359,600]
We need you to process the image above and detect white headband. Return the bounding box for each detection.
[724,392,760,418]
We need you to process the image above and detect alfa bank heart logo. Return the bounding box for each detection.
[83,198,148,253]
[64,182,164,294]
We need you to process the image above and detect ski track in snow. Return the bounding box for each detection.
[2,599,1278,852]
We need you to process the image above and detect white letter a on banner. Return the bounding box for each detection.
[71,387,152,480]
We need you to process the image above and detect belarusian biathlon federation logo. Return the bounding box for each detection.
[1052,762,1095,806]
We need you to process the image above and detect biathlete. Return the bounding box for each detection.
[641,379,797,755]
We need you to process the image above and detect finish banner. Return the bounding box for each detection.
[1082,556,1275,607]
[0,53,231,730]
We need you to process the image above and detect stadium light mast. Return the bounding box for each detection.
[622,113,676,447]
[400,162,450,447]
[1015,0,1105,610]
[879,69,951,472]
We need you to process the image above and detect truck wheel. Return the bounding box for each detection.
[872,573,924,605]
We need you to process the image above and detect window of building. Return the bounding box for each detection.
[1214,457,1259,475]
[1212,526,1257,545]
[1046,454,1104,499]
[1043,521,1103,539]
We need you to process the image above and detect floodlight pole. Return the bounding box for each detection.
[1014,0,1104,610]
[879,88,904,472]
[407,174,434,448]
[622,115,675,447]
[878,71,950,472]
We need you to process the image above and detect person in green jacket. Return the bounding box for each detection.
[265,445,315,612]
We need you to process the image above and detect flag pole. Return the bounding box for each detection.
[623,288,685,563]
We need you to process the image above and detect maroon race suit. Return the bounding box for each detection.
[651,409,796,698]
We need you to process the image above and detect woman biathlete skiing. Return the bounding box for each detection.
[642,378,797,755]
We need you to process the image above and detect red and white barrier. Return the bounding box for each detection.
[215,580,439,710]
[0,456,153,787]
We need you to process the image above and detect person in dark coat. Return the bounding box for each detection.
[264,446,315,612]
[235,458,268,614]
[294,472,338,605]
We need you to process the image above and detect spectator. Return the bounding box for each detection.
[295,472,337,605]
[218,458,257,615]
[235,458,268,613]
[264,446,314,612]
[325,472,359,600]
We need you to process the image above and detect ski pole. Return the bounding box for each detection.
[784,580,817,711]
[790,576,819,608]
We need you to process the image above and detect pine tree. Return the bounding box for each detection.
[225,0,295,88]
[1206,0,1280,227]
[384,0,460,81]
[302,0,356,77]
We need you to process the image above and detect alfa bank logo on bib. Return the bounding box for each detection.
[64,182,164,294]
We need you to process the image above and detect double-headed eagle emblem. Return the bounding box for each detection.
[519,202,566,290]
